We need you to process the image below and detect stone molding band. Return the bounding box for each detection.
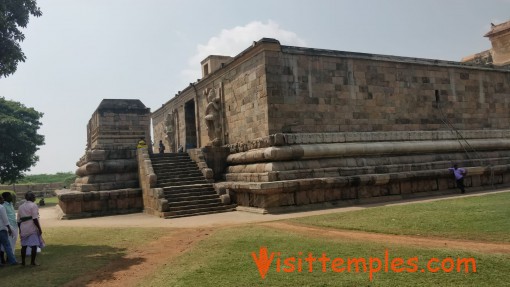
[227,139,510,165]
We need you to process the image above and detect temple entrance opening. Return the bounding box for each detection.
[184,100,197,149]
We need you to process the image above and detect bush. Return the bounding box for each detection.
[17,172,76,186]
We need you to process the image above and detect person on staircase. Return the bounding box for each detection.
[158,140,166,154]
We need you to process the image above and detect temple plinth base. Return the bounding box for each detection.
[56,188,143,219]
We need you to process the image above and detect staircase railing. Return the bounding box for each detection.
[187,149,214,181]
[136,148,168,216]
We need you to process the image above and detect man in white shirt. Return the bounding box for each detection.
[18,192,43,266]
[0,195,17,265]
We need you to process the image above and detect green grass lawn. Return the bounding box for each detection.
[0,227,170,287]
[1,192,508,286]
[142,225,510,287]
[290,192,510,243]
[143,192,510,287]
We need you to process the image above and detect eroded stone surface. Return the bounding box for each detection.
[59,100,150,219]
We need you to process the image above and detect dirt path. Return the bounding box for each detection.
[62,228,213,287]
[260,221,510,254]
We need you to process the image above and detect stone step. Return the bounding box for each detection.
[149,152,235,219]
[167,199,223,210]
[157,169,203,176]
[163,204,237,218]
[151,155,192,160]
[166,190,217,199]
[163,183,216,194]
[152,165,199,173]
[158,176,204,182]
[151,157,191,162]
[156,179,210,187]
[157,175,207,184]
[154,169,202,176]
[152,161,198,168]
[165,193,220,202]
[162,183,215,192]
[150,154,192,160]
[150,153,190,159]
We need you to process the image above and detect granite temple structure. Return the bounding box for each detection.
[58,20,510,218]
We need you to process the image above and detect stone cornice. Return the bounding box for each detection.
[281,45,510,72]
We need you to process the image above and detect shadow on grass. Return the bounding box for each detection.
[0,243,146,287]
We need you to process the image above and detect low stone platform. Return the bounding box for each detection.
[56,188,143,219]
[221,130,510,211]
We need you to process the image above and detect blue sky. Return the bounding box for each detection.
[1,0,509,174]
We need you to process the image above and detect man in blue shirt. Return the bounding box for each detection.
[0,192,17,264]
[0,195,17,265]
[448,164,467,194]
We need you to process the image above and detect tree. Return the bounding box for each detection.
[0,97,44,184]
[0,0,42,78]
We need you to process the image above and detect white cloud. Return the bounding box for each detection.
[180,20,307,84]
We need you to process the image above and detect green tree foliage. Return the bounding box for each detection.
[18,172,76,186]
[0,97,44,183]
[0,0,42,78]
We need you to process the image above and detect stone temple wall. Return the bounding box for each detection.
[217,40,510,212]
[152,39,276,153]
[57,99,150,219]
[265,46,510,134]
[152,38,510,213]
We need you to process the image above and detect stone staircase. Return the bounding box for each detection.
[150,153,236,218]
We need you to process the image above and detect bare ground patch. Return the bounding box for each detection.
[62,228,213,287]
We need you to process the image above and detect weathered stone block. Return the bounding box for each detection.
[400,181,412,194]
[220,194,231,205]
[324,189,336,201]
[236,192,249,206]
[295,190,310,205]
[358,187,371,198]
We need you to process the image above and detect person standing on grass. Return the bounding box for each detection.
[0,195,17,266]
[448,164,467,194]
[17,192,44,266]
[0,192,18,264]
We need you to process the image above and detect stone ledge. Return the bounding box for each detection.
[56,189,143,220]
[218,168,510,209]
[241,188,499,214]
[226,130,510,153]
[225,163,505,182]
[227,139,510,165]
[235,206,269,214]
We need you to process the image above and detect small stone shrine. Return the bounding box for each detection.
[56,99,151,219]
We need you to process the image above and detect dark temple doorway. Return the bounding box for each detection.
[184,100,197,149]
